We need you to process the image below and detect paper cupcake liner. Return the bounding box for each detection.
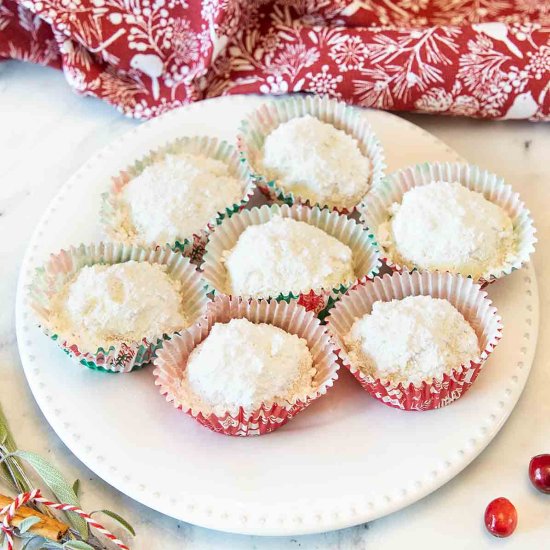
[359,161,536,286]
[28,242,210,373]
[326,271,502,411]
[201,203,382,319]
[101,135,255,262]
[153,295,340,436]
[238,95,386,213]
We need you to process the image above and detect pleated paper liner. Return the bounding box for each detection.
[326,271,502,411]
[238,95,386,213]
[201,203,382,319]
[28,242,209,373]
[153,295,340,436]
[100,135,255,263]
[359,161,536,286]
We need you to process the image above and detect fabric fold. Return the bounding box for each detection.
[1,0,548,120]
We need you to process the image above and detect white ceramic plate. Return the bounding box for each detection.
[15,96,539,536]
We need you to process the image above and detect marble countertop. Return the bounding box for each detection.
[1,60,549,550]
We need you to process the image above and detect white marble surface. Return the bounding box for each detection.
[1,60,549,549]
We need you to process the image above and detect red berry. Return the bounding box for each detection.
[484,497,517,538]
[529,454,550,494]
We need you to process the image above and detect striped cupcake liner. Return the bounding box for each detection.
[238,95,386,213]
[358,161,536,286]
[100,135,255,262]
[201,203,382,319]
[326,271,503,411]
[153,295,340,436]
[28,242,209,373]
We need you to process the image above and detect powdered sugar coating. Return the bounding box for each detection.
[185,318,316,413]
[49,261,188,352]
[118,152,243,245]
[260,115,371,209]
[344,295,480,386]
[378,181,516,279]
[223,216,355,298]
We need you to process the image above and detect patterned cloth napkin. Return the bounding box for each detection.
[1,0,548,120]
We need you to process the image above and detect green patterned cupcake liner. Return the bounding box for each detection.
[237,95,386,213]
[28,242,210,373]
[101,135,255,262]
[201,203,382,319]
[358,161,537,286]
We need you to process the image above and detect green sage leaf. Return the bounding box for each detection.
[92,509,136,536]
[12,451,88,539]
[0,405,33,494]
[0,424,7,446]
[72,479,80,497]
[22,537,47,550]
[17,516,42,534]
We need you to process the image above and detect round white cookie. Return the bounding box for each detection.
[344,295,480,386]
[379,181,516,279]
[120,152,243,245]
[49,261,187,351]
[261,115,371,209]
[186,318,316,412]
[223,216,355,298]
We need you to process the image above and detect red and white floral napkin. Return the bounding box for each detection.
[1,0,548,120]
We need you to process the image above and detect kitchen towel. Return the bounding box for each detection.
[1,0,548,120]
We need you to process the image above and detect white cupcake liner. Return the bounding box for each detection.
[359,161,536,285]
[28,242,210,373]
[238,95,386,213]
[201,203,382,318]
[101,135,255,261]
[326,271,502,411]
[153,295,340,436]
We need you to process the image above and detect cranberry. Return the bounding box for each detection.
[529,454,550,494]
[484,497,517,538]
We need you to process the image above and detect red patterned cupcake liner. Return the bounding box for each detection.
[153,295,340,436]
[326,271,503,411]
